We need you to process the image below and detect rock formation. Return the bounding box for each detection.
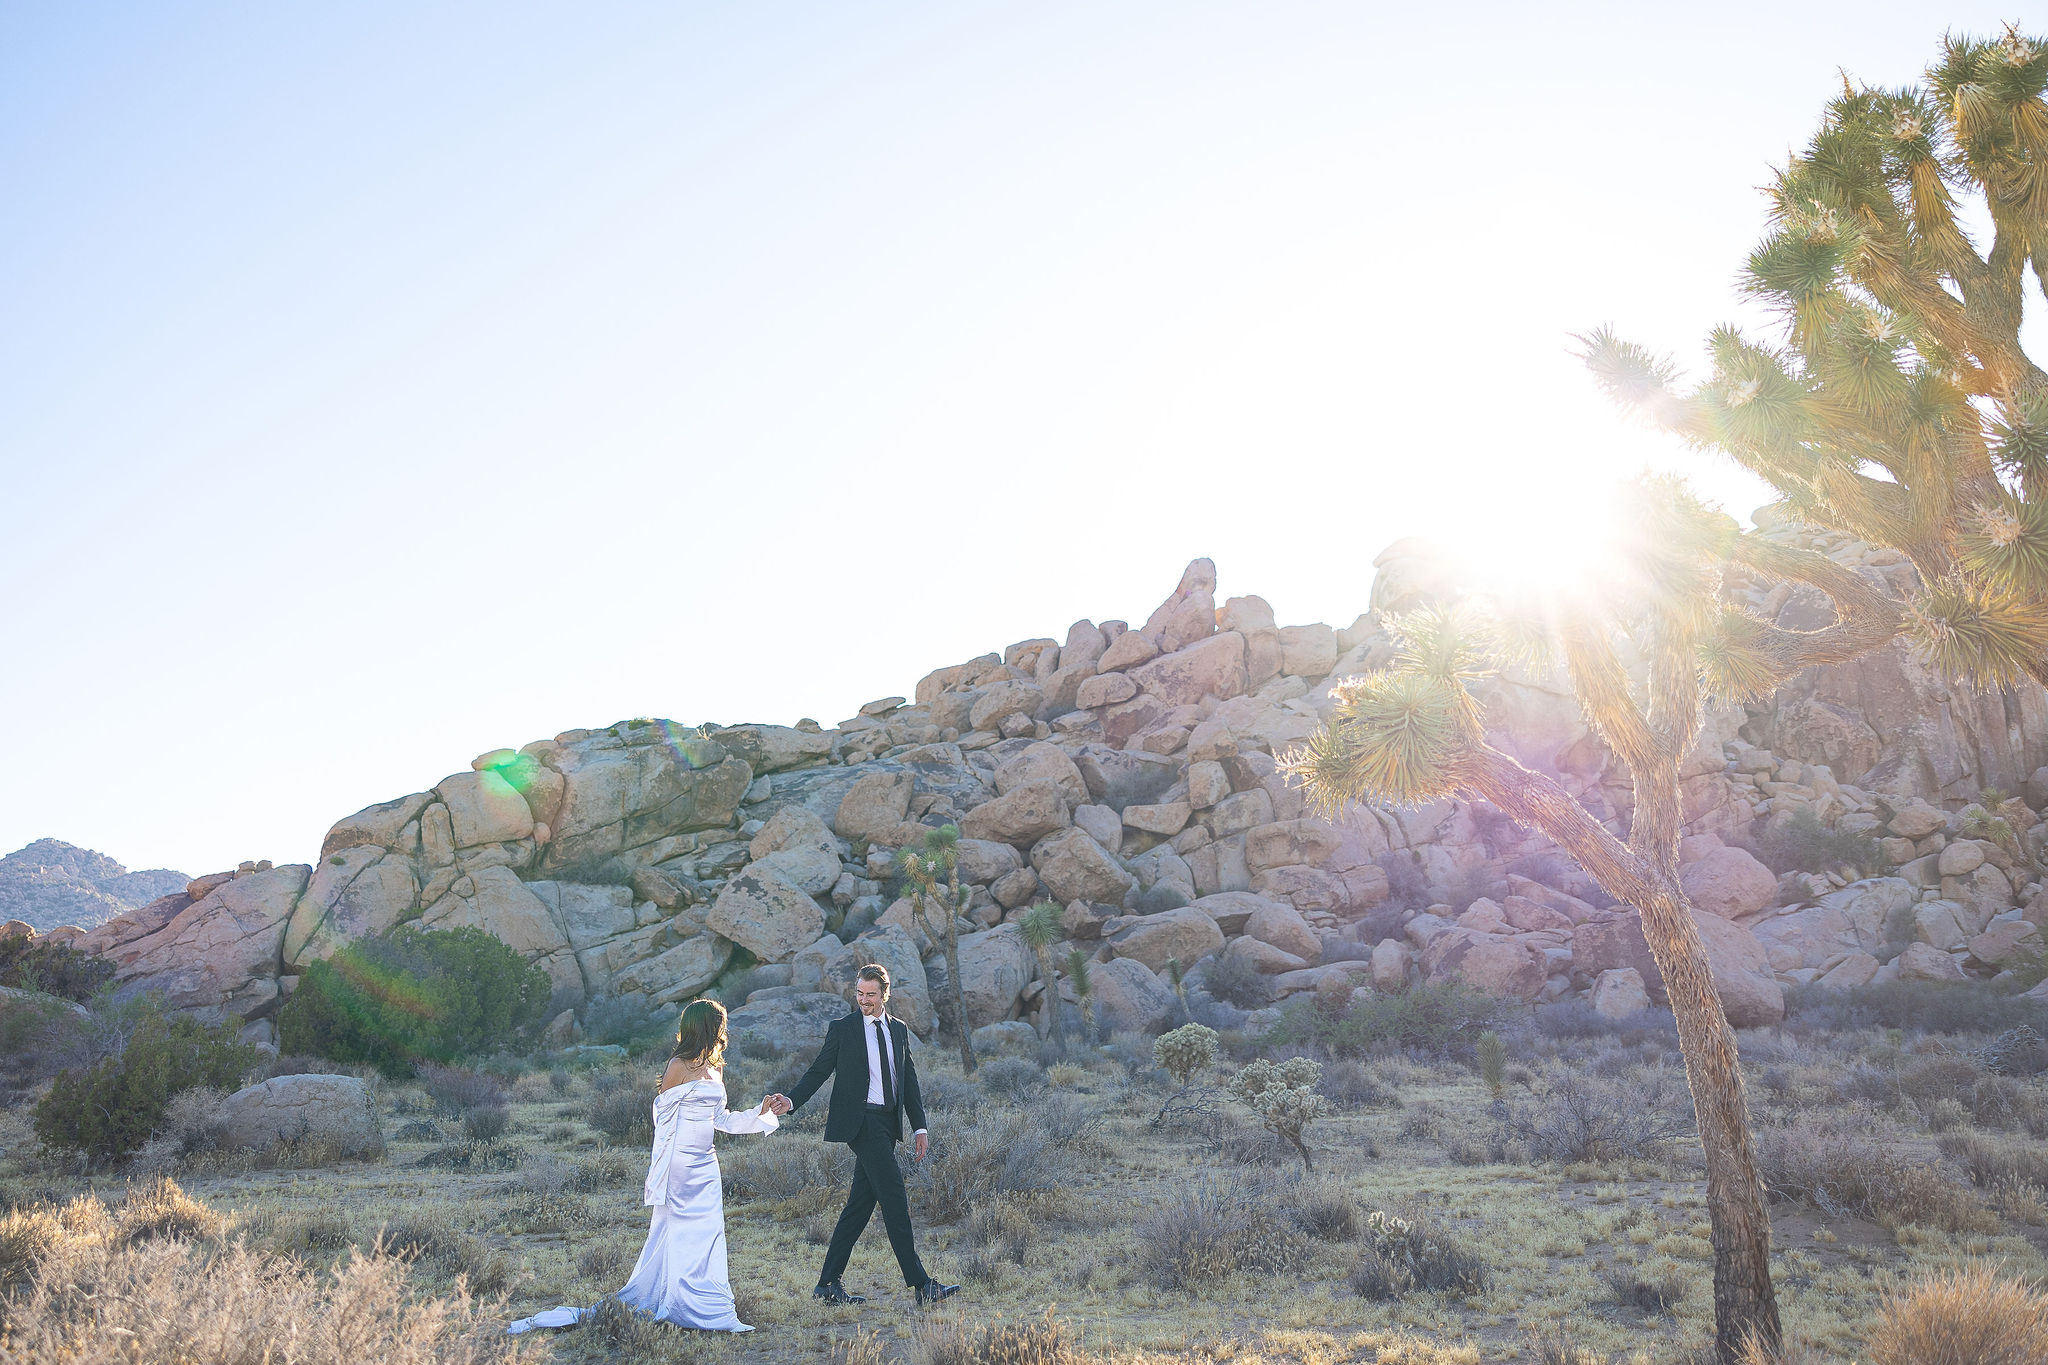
[39,521,2048,1049]
[0,839,188,933]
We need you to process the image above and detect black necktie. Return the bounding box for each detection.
[873,1019,896,1111]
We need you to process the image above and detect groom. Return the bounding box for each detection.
[779,963,959,1308]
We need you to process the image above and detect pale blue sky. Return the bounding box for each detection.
[0,3,2021,876]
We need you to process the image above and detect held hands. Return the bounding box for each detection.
[761,1093,793,1116]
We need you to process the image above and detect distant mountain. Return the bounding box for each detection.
[0,839,189,933]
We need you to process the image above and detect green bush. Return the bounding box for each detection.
[277,926,551,1075]
[0,933,114,1005]
[1760,807,1889,876]
[34,1011,259,1165]
[1265,979,1520,1059]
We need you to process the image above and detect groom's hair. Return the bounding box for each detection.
[856,964,891,999]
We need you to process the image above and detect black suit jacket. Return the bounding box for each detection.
[788,1010,925,1144]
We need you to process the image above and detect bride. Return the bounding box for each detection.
[509,998,790,1336]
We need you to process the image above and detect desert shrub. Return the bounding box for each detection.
[394,1119,441,1142]
[266,1211,356,1259]
[911,1110,1062,1224]
[134,1085,230,1169]
[1284,1175,1363,1241]
[411,1138,528,1173]
[918,1072,985,1119]
[277,925,551,1075]
[578,993,669,1051]
[575,1237,636,1286]
[1604,1260,1686,1313]
[913,1308,1091,1365]
[1267,979,1520,1060]
[1784,979,2048,1036]
[0,932,114,1004]
[1230,1057,1328,1171]
[1103,1031,1162,1079]
[417,1063,508,1114]
[1201,952,1273,1009]
[1136,1174,1310,1287]
[1937,1131,2048,1189]
[1038,1093,1105,1148]
[1,1214,535,1363]
[586,1087,653,1147]
[375,1217,510,1293]
[1979,1023,2047,1076]
[1153,1023,1220,1086]
[1320,1058,1398,1109]
[462,1104,511,1141]
[1864,1263,2048,1365]
[547,1065,573,1094]
[35,1011,259,1165]
[1501,1069,1695,1163]
[1762,806,1888,875]
[978,1056,1046,1100]
[722,1135,853,1202]
[1757,1113,1992,1232]
[1967,1072,2048,1135]
[1045,1062,1089,1089]
[117,1176,226,1245]
[1348,1208,1490,1300]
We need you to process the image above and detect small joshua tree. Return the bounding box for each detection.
[1153,1023,1219,1086]
[1231,1057,1329,1171]
[899,823,976,1074]
[1018,901,1068,1057]
[1477,1031,1506,1098]
[1065,948,1097,1046]
[1164,957,1191,1024]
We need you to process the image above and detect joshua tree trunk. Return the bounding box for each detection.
[1466,744,1778,1361]
[1029,944,1067,1056]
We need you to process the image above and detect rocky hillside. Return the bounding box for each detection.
[43,527,2048,1051]
[0,839,188,934]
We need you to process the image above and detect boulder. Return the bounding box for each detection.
[1073,804,1124,853]
[283,847,420,966]
[1277,624,1339,678]
[1896,941,1967,983]
[1370,938,1412,992]
[1571,911,1784,1027]
[1888,804,1947,840]
[1097,632,1160,673]
[1073,747,1179,811]
[542,740,752,871]
[1243,819,1342,875]
[1123,802,1191,837]
[1590,968,1650,1019]
[1030,829,1134,904]
[1244,901,1321,963]
[1208,790,1275,836]
[419,865,580,998]
[1104,906,1225,973]
[790,933,845,993]
[1678,846,1777,919]
[320,792,434,859]
[1968,918,2043,968]
[749,805,839,861]
[1816,951,1881,990]
[705,869,827,963]
[993,743,1090,807]
[751,846,841,896]
[1087,956,1178,1033]
[217,1074,384,1161]
[1188,891,1277,936]
[1186,760,1231,810]
[435,770,534,848]
[1938,840,1987,876]
[710,724,831,774]
[953,925,1038,1027]
[613,933,734,1005]
[104,864,310,1024]
[972,1020,1041,1056]
[1912,900,1971,951]
[1752,905,1860,972]
[1249,865,1347,914]
[1423,931,1546,1001]
[960,781,1071,849]
[1129,632,1247,709]
[833,771,915,842]
[1077,673,1139,708]
[969,682,1044,732]
[954,838,1025,885]
[1222,934,1308,975]
[727,991,853,1053]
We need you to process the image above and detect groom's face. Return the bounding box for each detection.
[855,979,885,1016]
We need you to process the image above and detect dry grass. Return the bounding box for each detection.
[1864,1263,2048,1365]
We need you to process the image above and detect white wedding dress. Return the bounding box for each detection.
[508,1073,778,1336]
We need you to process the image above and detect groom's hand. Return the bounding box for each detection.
[913,1131,928,1161]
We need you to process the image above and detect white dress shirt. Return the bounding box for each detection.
[861,1011,924,1136]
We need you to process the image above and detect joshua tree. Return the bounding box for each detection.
[1064,947,1097,1046]
[1018,901,1069,1057]
[1292,31,2048,1363]
[898,824,976,1074]
[1163,957,1192,1024]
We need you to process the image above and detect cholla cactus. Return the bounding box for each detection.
[1152,1023,1219,1086]
[1230,1057,1328,1170]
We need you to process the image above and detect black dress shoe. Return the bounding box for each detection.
[813,1281,866,1305]
[914,1279,960,1307]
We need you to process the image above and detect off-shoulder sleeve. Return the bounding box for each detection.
[710,1081,779,1135]
[661,1078,779,1135]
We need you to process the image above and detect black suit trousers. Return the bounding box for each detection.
[819,1109,927,1289]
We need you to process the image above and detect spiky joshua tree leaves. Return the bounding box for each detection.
[898,824,977,1075]
[1017,901,1069,1057]
[1292,31,2048,1365]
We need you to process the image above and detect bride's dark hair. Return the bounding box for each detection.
[672,998,728,1070]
